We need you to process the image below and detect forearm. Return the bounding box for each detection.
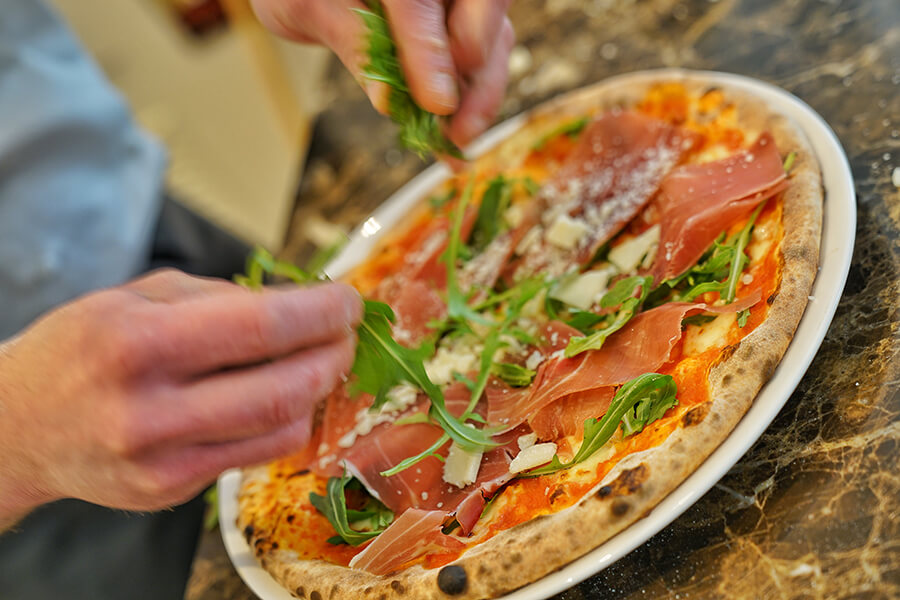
[0,338,54,532]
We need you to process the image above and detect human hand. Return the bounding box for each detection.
[251,0,515,149]
[0,270,361,526]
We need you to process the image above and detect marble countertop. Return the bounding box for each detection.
[186,1,900,598]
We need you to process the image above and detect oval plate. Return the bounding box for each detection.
[218,69,855,600]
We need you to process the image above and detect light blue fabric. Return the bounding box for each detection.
[0,0,165,339]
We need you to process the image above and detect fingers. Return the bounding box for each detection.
[446,17,515,147]
[129,418,315,510]
[145,335,355,446]
[121,269,237,303]
[382,0,459,115]
[160,282,362,375]
[447,0,512,72]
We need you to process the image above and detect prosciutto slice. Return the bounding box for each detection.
[348,509,465,575]
[528,387,616,440]
[650,132,787,283]
[340,384,519,535]
[516,111,699,277]
[487,295,760,430]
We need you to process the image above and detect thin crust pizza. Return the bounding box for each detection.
[235,72,822,600]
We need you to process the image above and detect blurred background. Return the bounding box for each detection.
[51,0,331,251]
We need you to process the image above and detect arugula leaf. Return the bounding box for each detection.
[353,300,496,455]
[492,362,536,387]
[429,186,457,210]
[470,176,512,252]
[682,314,717,328]
[523,373,678,477]
[440,180,494,330]
[652,201,766,306]
[564,276,653,357]
[352,300,435,409]
[737,308,751,327]
[620,377,679,436]
[783,151,797,173]
[234,246,322,289]
[532,117,590,151]
[354,2,461,159]
[309,471,393,546]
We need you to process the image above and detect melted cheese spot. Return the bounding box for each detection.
[683,312,737,356]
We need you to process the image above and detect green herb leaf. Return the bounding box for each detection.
[491,362,536,387]
[783,151,797,173]
[470,176,512,252]
[354,2,461,159]
[309,471,393,546]
[682,314,717,327]
[352,300,435,409]
[523,373,678,477]
[532,117,590,151]
[737,308,751,327]
[564,276,653,357]
[234,246,323,289]
[620,377,679,436]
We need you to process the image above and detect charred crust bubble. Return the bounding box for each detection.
[595,466,648,500]
[611,500,630,516]
[390,580,406,594]
[243,525,255,543]
[682,402,711,427]
[437,565,468,595]
[294,586,306,598]
[309,591,322,600]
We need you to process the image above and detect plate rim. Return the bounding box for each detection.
[218,68,856,600]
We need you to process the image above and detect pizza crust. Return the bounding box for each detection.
[238,70,823,600]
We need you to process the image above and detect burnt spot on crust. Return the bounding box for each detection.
[595,465,649,500]
[286,514,295,524]
[682,402,711,427]
[437,565,468,595]
[390,580,406,594]
[309,591,322,600]
[611,500,631,516]
[767,293,777,305]
[294,586,306,598]
[243,524,255,543]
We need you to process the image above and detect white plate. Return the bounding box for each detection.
[219,69,855,600]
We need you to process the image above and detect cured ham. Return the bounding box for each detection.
[650,132,787,282]
[374,206,478,346]
[339,384,520,535]
[516,111,699,278]
[528,387,616,440]
[487,296,760,430]
[348,509,465,575]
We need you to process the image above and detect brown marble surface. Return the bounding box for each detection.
[186,1,900,598]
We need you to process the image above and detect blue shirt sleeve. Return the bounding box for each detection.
[0,0,165,339]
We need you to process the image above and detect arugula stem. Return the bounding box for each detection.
[380,434,449,477]
[724,202,765,303]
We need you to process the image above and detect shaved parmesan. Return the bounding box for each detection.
[509,443,558,473]
[443,443,483,488]
[517,432,538,450]
[608,225,660,274]
[550,266,616,310]
[545,214,590,249]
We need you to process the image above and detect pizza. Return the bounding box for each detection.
[235,72,822,600]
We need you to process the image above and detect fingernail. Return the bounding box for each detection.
[430,72,458,110]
